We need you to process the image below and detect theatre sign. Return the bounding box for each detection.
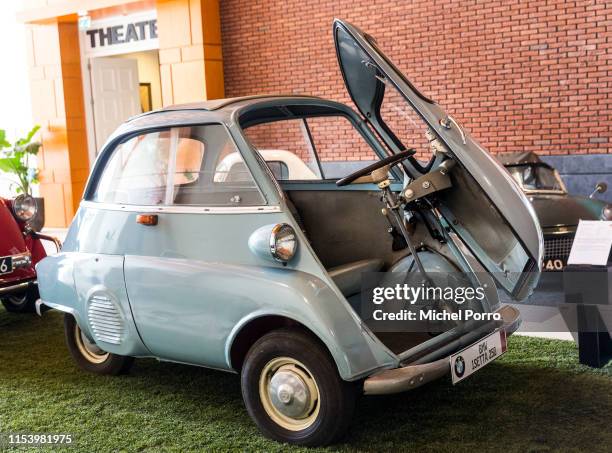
[80,11,159,57]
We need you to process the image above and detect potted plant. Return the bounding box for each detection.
[0,125,44,230]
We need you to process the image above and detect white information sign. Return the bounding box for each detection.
[567,220,612,266]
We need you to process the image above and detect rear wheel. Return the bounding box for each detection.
[64,314,134,375]
[241,328,356,446]
[1,285,38,313]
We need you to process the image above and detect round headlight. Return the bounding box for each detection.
[12,194,37,222]
[270,223,297,262]
[602,205,612,221]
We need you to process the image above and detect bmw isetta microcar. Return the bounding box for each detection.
[37,20,542,446]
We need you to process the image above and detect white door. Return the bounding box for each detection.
[90,57,141,152]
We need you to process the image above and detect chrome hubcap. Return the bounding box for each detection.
[259,357,320,431]
[269,368,312,418]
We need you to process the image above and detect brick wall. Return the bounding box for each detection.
[220,0,611,159]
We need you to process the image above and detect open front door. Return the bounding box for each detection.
[333,19,543,300]
[90,57,141,151]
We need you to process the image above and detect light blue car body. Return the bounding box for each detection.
[37,98,411,380]
[37,20,543,383]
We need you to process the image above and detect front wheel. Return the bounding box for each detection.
[241,328,356,446]
[1,285,38,313]
[64,314,134,375]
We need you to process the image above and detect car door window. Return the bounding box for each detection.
[266,161,290,180]
[243,116,381,181]
[306,115,381,179]
[92,130,171,205]
[92,125,265,207]
[242,119,322,180]
[171,125,266,206]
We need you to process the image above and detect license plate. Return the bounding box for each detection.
[543,258,566,271]
[450,329,507,384]
[0,256,13,276]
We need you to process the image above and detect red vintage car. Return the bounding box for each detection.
[0,194,60,312]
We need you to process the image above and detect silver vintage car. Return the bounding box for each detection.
[37,20,542,446]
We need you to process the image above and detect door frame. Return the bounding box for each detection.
[78,11,160,171]
[79,31,98,171]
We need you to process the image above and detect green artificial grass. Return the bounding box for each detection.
[1,307,611,452]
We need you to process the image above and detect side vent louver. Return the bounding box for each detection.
[87,295,124,345]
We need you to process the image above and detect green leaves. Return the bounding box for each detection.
[0,156,23,173]
[15,125,41,147]
[0,125,41,195]
[0,129,11,149]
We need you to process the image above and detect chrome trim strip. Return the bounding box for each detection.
[80,201,281,214]
[0,281,34,296]
[8,252,32,269]
[543,226,577,235]
[521,188,566,195]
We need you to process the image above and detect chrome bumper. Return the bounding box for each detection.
[35,299,75,317]
[0,280,36,297]
[35,298,53,316]
[0,252,35,296]
[363,304,521,395]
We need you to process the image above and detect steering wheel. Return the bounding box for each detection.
[336,149,416,187]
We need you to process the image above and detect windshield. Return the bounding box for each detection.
[507,165,566,192]
[377,77,441,166]
[334,21,461,175]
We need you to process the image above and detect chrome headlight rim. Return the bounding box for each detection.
[270,223,297,263]
[12,194,37,223]
[602,204,612,221]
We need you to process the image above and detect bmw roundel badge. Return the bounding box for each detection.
[454,356,465,377]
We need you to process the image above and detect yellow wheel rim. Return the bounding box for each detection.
[259,357,320,431]
[74,323,109,364]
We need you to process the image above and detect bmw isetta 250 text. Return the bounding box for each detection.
[37,20,542,446]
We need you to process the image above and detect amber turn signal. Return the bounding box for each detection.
[136,214,158,226]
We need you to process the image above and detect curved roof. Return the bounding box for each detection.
[132,94,329,119]
[104,95,355,155]
[117,94,356,134]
